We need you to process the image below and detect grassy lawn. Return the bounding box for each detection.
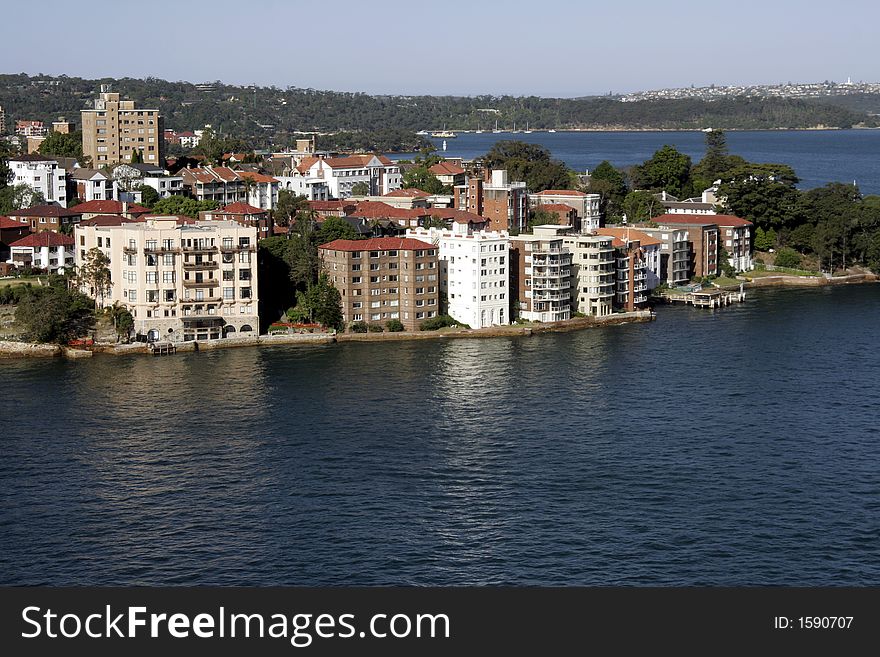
[0,276,44,288]
[748,268,820,278]
[712,276,742,287]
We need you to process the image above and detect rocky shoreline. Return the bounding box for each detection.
[0,311,654,360]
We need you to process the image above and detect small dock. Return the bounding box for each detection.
[662,284,746,308]
[148,341,176,356]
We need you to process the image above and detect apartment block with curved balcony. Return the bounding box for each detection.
[563,234,615,317]
[510,226,572,323]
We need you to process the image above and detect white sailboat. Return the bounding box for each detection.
[524,121,533,134]
[492,119,502,134]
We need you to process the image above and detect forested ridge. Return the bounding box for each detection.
[0,74,875,149]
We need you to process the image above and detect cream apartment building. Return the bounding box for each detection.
[75,217,258,341]
[81,88,164,167]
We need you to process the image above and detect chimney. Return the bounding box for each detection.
[122,201,128,214]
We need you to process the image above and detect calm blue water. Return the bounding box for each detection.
[1,285,879,586]
[398,129,880,194]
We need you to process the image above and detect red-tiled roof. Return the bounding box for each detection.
[78,214,144,227]
[656,213,752,227]
[429,161,465,176]
[296,156,320,174]
[236,171,279,184]
[74,200,151,214]
[8,204,82,218]
[596,227,662,247]
[426,208,487,225]
[540,203,578,213]
[10,232,75,248]
[533,189,587,197]
[318,237,435,252]
[309,200,356,212]
[384,188,430,197]
[0,216,26,229]
[349,201,426,220]
[218,202,267,215]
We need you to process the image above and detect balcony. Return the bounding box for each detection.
[532,280,569,291]
[183,260,218,270]
[122,245,137,254]
[219,243,255,252]
[182,244,217,254]
[181,296,223,303]
[144,246,179,254]
[183,278,218,287]
[533,291,569,301]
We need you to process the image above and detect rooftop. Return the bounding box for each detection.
[319,237,435,252]
[656,213,752,227]
[10,232,75,248]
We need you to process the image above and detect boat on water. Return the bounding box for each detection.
[416,130,430,136]
[524,121,533,134]
[492,120,502,133]
[431,131,456,138]
[548,129,557,133]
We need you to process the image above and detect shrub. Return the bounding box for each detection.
[385,319,404,332]
[367,323,384,332]
[349,321,368,333]
[420,314,468,331]
[774,247,802,269]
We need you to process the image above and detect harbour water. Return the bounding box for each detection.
[406,129,880,194]
[1,285,878,585]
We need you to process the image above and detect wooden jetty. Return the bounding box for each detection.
[148,341,176,356]
[662,283,746,308]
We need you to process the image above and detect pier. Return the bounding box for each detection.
[661,284,746,308]
[148,341,176,356]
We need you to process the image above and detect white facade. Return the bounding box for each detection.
[73,169,117,202]
[642,242,663,289]
[275,175,330,201]
[9,156,67,205]
[75,218,260,342]
[304,156,402,199]
[9,243,74,273]
[407,223,510,328]
[531,191,602,232]
[141,175,184,199]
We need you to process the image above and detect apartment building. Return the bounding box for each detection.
[713,215,753,271]
[561,232,615,317]
[8,231,75,273]
[179,166,246,205]
[71,168,116,202]
[75,218,259,341]
[406,222,509,328]
[5,205,83,234]
[81,89,165,166]
[8,154,68,205]
[510,226,573,322]
[318,237,440,331]
[75,199,151,222]
[237,171,280,210]
[455,170,528,232]
[633,226,690,286]
[298,155,403,198]
[199,202,272,239]
[653,214,720,278]
[596,227,663,292]
[428,161,466,187]
[530,190,602,232]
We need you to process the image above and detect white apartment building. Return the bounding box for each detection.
[8,154,67,205]
[71,168,116,202]
[7,232,75,273]
[407,222,510,328]
[562,232,615,317]
[141,175,184,198]
[299,155,402,198]
[75,218,259,342]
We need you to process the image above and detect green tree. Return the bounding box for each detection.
[718,174,799,230]
[316,216,358,244]
[527,207,559,231]
[15,284,95,344]
[151,195,218,218]
[621,190,665,224]
[284,215,319,290]
[774,247,803,269]
[691,129,735,190]
[588,160,628,221]
[38,130,86,163]
[258,236,297,324]
[77,247,113,307]
[386,318,404,332]
[137,184,160,208]
[351,181,371,196]
[107,302,134,343]
[630,145,693,199]
[483,140,573,192]
[129,149,143,164]
[0,184,45,213]
[274,190,310,227]
[295,273,343,329]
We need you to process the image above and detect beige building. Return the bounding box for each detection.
[319,237,440,331]
[562,232,615,317]
[75,217,258,342]
[81,88,165,167]
[510,226,573,322]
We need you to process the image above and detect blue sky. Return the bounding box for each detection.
[3,0,878,96]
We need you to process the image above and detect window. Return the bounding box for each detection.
[240,287,252,299]
[146,271,158,284]
[163,271,175,283]
[351,276,361,284]
[163,239,174,250]
[223,287,234,300]
[164,254,174,266]
[239,269,251,281]
[238,252,250,263]
[164,290,175,302]
[223,270,234,281]
[146,290,158,303]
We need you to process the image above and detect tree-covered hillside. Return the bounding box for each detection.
[0,73,875,148]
